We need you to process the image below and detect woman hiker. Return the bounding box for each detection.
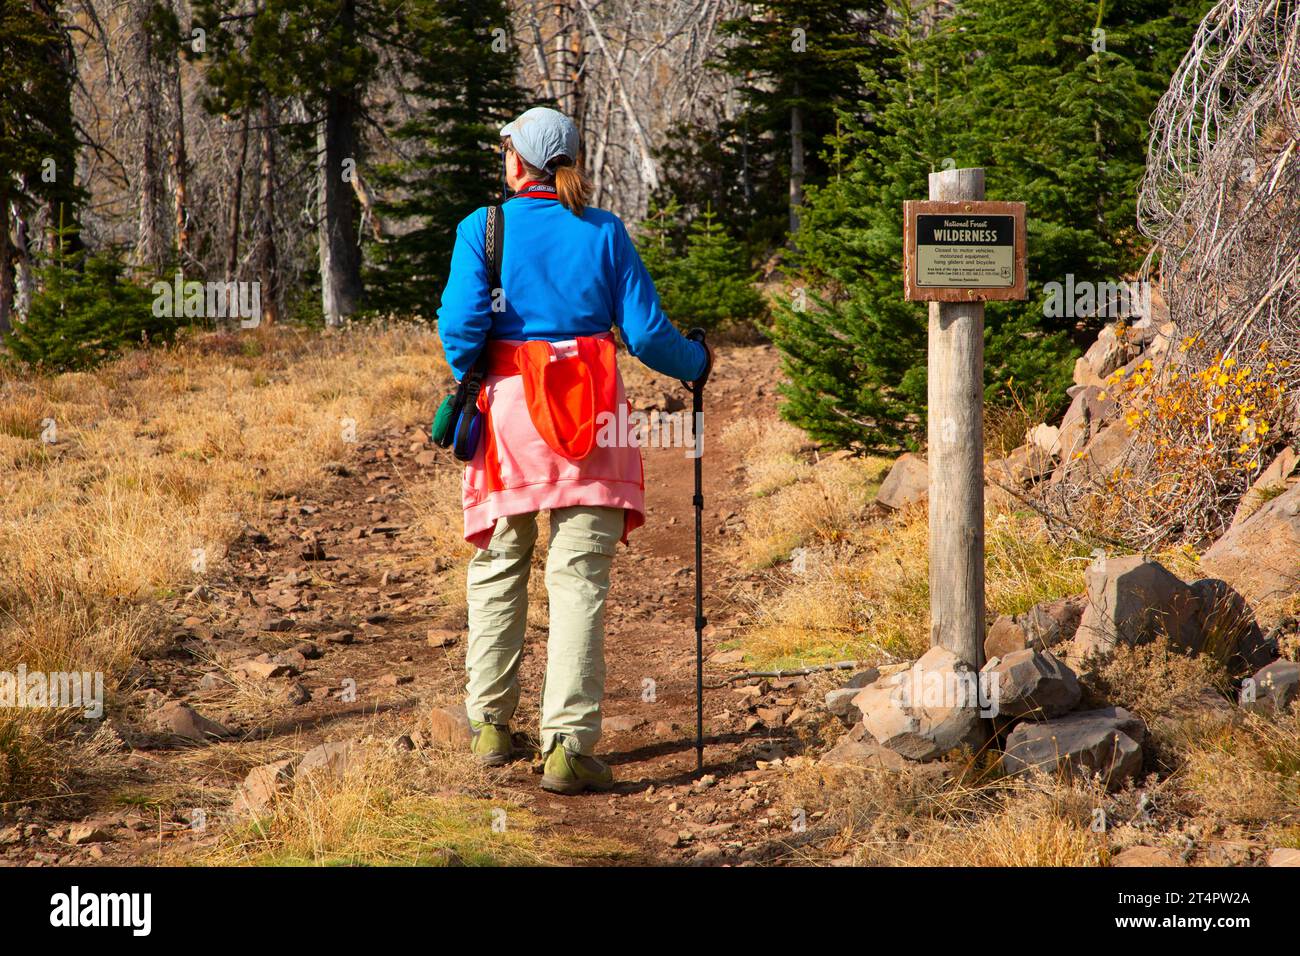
[436,107,712,795]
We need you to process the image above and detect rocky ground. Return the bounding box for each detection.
[0,343,845,867]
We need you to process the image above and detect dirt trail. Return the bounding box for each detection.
[10,343,821,867]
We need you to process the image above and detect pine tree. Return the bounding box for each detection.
[6,230,168,371]
[659,0,888,252]
[639,205,766,333]
[0,0,82,331]
[367,0,526,314]
[775,0,1210,451]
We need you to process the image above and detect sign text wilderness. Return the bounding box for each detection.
[903,199,1027,302]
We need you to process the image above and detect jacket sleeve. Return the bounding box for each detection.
[611,220,708,382]
[437,208,492,381]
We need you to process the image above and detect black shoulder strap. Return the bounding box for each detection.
[485,205,504,294]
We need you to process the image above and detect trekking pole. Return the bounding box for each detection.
[683,328,709,774]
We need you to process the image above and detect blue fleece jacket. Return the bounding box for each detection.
[437,196,707,383]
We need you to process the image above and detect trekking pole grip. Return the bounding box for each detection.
[683,327,710,394]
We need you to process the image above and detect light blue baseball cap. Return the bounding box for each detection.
[500,107,580,174]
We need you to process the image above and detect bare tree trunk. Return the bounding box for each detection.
[316,0,362,326]
[169,33,190,264]
[135,25,165,269]
[317,90,362,326]
[226,113,249,282]
[257,99,279,326]
[223,111,250,320]
[13,196,34,318]
[525,0,558,104]
[551,0,581,117]
[575,0,659,194]
[0,190,12,334]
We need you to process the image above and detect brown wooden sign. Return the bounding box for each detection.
[903,200,1027,302]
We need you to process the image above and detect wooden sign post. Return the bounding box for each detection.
[903,169,1026,671]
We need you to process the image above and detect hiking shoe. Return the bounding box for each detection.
[469,719,512,767]
[541,744,615,795]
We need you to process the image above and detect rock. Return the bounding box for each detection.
[283,682,312,705]
[231,758,299,817]
[1244,659,1299,714]
[376,672,414,687]
[151,701,229,741]
[1056,385,1118,461]
[1112,845,1178,867]
[1074,555,1200,660]
[297,741,359,780]
[984,597,1083,662]
[67,824,113,846]
[825,687,863,722]
[1028,423,1062,458]
[1073,421,1133,480]
[875,453,928,510]
[708,649,745,665]
[1187,578,1274,671]
[654,828,682,848]
[323,630,354,645]
[426,629,459,648]
[237,656,297,681]
[1083,324,1129,380]
[271,649,309,672]
[1229,447,1299,529]
[1201,482,1300,611]
[603,714,646,733]
[819,732,910,771]
[982,649,1081,720]
[1268,848,1300,867]
[197,671,225,691]
[1073,356,1106,389]
[987,445,1055,492]
[985,616,1030,661]
[1002,706,1145,789]
[851,646,987,761]
[846,668,880,689]
[427,704,473,749]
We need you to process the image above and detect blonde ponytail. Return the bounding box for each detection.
[553,160,594,216]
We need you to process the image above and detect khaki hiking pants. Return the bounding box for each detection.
[464,505,624,757]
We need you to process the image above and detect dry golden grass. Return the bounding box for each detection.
[735,501,1092,670]
[0,322,453,804]
[200,737,630,867]
[1179,710,1300,830]
[722,418,891,571]
[1088,638,1227,727]
[779,759,1110,866]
